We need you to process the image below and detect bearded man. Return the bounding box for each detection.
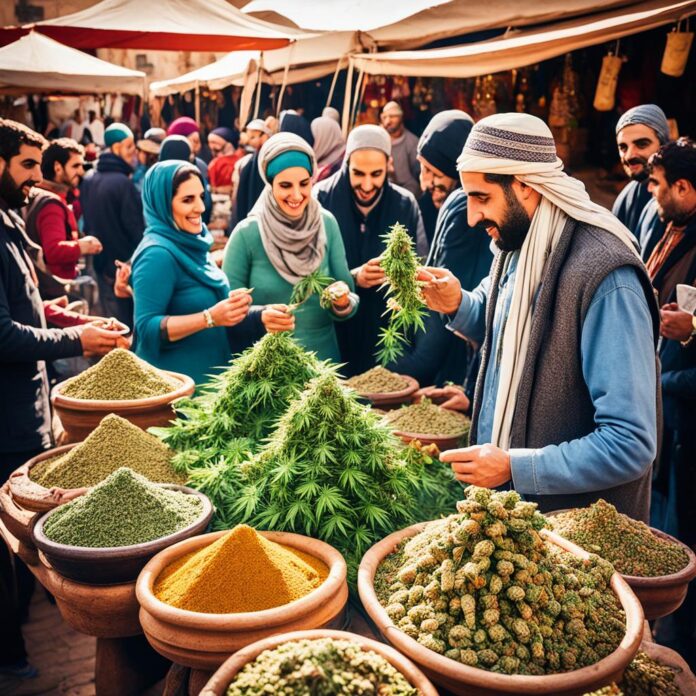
[381,101,421,198]
[419,113,659,520]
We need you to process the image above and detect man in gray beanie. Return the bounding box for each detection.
[613,103,670,243]
[381,101,421,198]
[315,124,425,375]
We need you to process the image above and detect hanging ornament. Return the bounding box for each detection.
[593,42,623,112]
[661,20,694,77]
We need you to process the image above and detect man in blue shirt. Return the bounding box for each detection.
[418,113,659,521]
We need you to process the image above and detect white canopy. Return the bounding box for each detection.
[0,31,146,95]
[351,0,696,77]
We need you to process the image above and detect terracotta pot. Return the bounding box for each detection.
[382,407,470,450]
[51,369,195,443]
[8,444,77,513]
[199,628,438,695]
[547,509,696,620]
[347,374,420,410]
[31,486,212,585]
[36,554,142,638]
[136,530,349,670]
[358,522,644,696]
[640,638,696,694]
[0,483,39,565]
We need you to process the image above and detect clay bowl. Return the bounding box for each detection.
[346,374,420,410]
[547,509,696,621]
[640,638,696,694]
[31,485,212,585]
[382,406,470,450]
[136,530,349,670]
[7,444,77,513]
[358,522,644,696]
[199,628,438,695]
[51,369,194,443]
[0,483,39,565]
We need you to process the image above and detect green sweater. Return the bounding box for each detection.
[222,210,356,362]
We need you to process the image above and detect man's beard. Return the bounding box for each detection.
[622,157,649,182]
[0,168,36,209]
[430,182,456,209]
[485,189,530,252]
[352,184,383,209]
[657,199,692,226]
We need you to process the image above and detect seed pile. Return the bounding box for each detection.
[583,687,623,696]
[621,651,683,696]
[550,500,689,577]
[43,468,202,548]
[376,486,625,675]
[31,414,183,489]
[226,638,417,696]
[387,399,470,437]
[61,349,178,400]
[346,366,409,394]
[154,524,327,613]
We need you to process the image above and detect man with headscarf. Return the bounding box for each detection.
[381,101,420,198]
[613,104,670,251]
[315,124,426,376]
[390,110,493,393]
[207,126,242,194]
[419,113,659,521]
[81,123,143,325]
[311,116,345,182]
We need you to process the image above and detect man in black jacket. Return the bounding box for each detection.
[81,123,144,325]
[0,119,121,678]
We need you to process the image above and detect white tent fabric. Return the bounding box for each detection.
[351,0,696,77]
[0,31,146,95]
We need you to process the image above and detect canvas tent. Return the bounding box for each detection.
[0,31,146,95]
[0,0,311,51]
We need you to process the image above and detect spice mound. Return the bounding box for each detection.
[226,637,417,696]
[550,500,689,577]
[43,468,202,548]
[621,650,683,695]
[154,525,328,613]
[375,486,625,675]
[61,348,179,400]
[386,399,470,437]
[346,366,409,394]
[582,687,623,696]
[31,414,183,489]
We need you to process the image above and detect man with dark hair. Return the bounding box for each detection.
[207,126,242,194]
[0,119,122,679]
[419,113,658,521]
[381,101,420,198]
[81,123,144,324]
[22,138,101,298]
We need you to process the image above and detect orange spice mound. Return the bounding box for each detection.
[154,525,328,613]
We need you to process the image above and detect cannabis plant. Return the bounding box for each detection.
[289,270,336,310]
[376,222,427,365]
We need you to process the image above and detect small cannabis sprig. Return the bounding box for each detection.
[288,270,335,311]
[376,222,427,365]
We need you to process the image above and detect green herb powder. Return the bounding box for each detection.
[386,399,470,437]
[346,366,409,394]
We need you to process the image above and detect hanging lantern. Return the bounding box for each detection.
[661,21,694,77]
[593,44,623,112]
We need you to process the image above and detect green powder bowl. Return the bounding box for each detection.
[31,482,213,585]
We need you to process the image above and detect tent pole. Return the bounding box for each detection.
[276,43,294,117]
[325,57,343,108]
[253,52,264,119]
[194,81,201,124]
[341,58,355,137]
[350,67,365,128]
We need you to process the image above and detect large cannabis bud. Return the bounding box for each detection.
[376,222,427,365]
[621,651,682,696]
[376,486,625,676]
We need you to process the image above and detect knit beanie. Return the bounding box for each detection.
[418,110,475,180]
[167,117,200,138]
[345,125,391,160]
[616,104,670,145]
[210,126,238,145]
[104,123,133,147]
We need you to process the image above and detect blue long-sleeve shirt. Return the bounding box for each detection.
[447,251,657,496]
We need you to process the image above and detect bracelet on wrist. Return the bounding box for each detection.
[203,308,216,328]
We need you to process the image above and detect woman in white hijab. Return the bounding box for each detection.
[311,116,346,182]
[222,132,358,361]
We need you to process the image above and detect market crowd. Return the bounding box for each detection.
[1,99,695,675]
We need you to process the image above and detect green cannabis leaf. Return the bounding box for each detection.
[288,270,336,310]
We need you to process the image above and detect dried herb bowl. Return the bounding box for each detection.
[31,485,212,585]
[199,629,439,695]
[51,369,195,443]
[358,523,644,696]
[382,404,470,450]
[136,530,349,671]
[347,373,420,409]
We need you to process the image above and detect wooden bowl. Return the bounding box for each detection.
[382,407,470,450]
[347,374,420,410]
[358,523,644,696]
[136,530,349,670]
[31,485,212,585]
[51,369,194,443]
[0,482,39,565]
[8,444,77,513]
[547,509,696,620]
[199,629,438,695]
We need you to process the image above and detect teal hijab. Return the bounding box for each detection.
[133,161,228,298]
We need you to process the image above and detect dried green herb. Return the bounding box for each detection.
[550,500,689,577]
[226,637,418,695]
[621,651,683,695]
[32,414,183,489]
[346,366,409,394]
[43,468,202,548]
[386,399,470,438]
[376,486,625,676]
[376,223,427,365]
[61,348,178,400]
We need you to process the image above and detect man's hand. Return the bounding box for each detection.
[439,444,512,488]
[660,302,694,342]
[261,304,295,333]
[78,235,103,255]
[355,257,386,289]
[114,260,132,298]
[417,266,462,314]
[415,384,470,411]
[78,322,123,356]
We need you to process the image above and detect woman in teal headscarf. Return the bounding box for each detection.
[131,161,259,385]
